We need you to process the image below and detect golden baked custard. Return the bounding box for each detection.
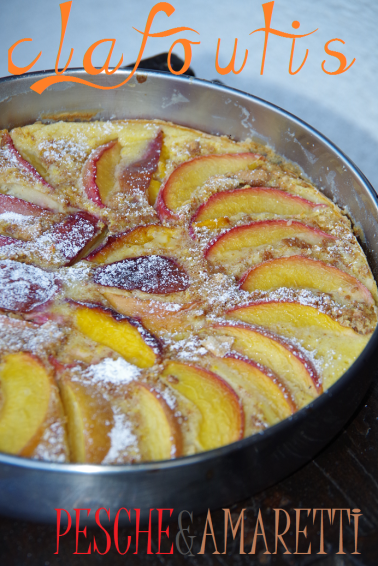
[0,119,376,464]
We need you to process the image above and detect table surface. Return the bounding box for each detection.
[1,377,377,565]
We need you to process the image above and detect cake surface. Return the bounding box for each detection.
[0,118,376,464]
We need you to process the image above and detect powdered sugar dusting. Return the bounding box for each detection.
[78,357,141,386]
[33,420,68,462]
[102,407,139,464]
[0,260,58,311]
[158,387,177,410]
[0,316,64,355]
[94,255,189,294]
[0,211,34,225]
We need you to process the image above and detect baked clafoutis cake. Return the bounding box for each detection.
[0,119,376,464]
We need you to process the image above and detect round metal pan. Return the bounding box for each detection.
[0,69,377,525]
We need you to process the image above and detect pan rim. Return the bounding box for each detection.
[0,67,377,475]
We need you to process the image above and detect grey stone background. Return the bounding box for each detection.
[1,0,377,189]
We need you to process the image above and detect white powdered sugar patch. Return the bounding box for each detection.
[158,387,177,410]
[78,357,141,386]
[285,334,324,381]
[33,421,67,462]
[0,260,58,311]
[59,262,93,284]
[0,211,34,225]
[167,336,208,361]
[249,287,343,312]
[38,138,88,163]
[102,407,139,464]
[201,336,234,358]
[0,317,65,355]
[53,217,95,260]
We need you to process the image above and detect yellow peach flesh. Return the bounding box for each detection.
[206,221,334,264]
[194,188,323,223]
[207,355,294,427]
[88,225,179,264]
[134,384,182,460]
[228,302,371,389]
[59,379,113,463]
[103,292,202,334]
[163,153,261,211]
[0,353,51,455]
[240,256,374,305]
[95,140,121,204]
[74,306,157,368]
[207,325,319,408]
[162,361,243,451]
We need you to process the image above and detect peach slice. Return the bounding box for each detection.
[204,324,320,407]
[73,303,160,368]
[130,384,182,460]
[82,132,163,207]
[102,292,203,334]
[206,354,295,427]
[93,255,190,294]
[227,301,371,388]
[161,361,243,451]
[59,375,113,463]
[95,140,122,204]
[119,130,163,195]
[0,131,63,212]
[82,139,120,207]
[192,187,325,225]
[0,193,54,217]
[42,211,106,266]
[87,225,180,264]
[205,220,335,264]
[156,152,262,219]
[0,352,51,455]
[0,260,58,312]
[239,255,374,306]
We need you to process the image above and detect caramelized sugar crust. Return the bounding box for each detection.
[0,120,376,464]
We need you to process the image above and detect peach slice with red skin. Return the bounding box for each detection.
[93,255,190,294]
[36,212,105,265]
[87,225,179,264]
[43,212,106,266]
[0,260,58,312]
[0,131,63,211]
[161,361,244,451]
[239,255,374,306]
[82,132,162,207]
[130,383,183,460]
[0,193,54,217]
[205,220,336,264]
[206,353,295,427]
[102,292,203,334]
[192,187,326,226]
[82,139,119,208]
[119,130,163,195]
[156,152,262,220]
[0,212,105,267]
[0,352,52,456]
[72,302,160,368]
[204,323,321,408]
[227,301,372,389]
